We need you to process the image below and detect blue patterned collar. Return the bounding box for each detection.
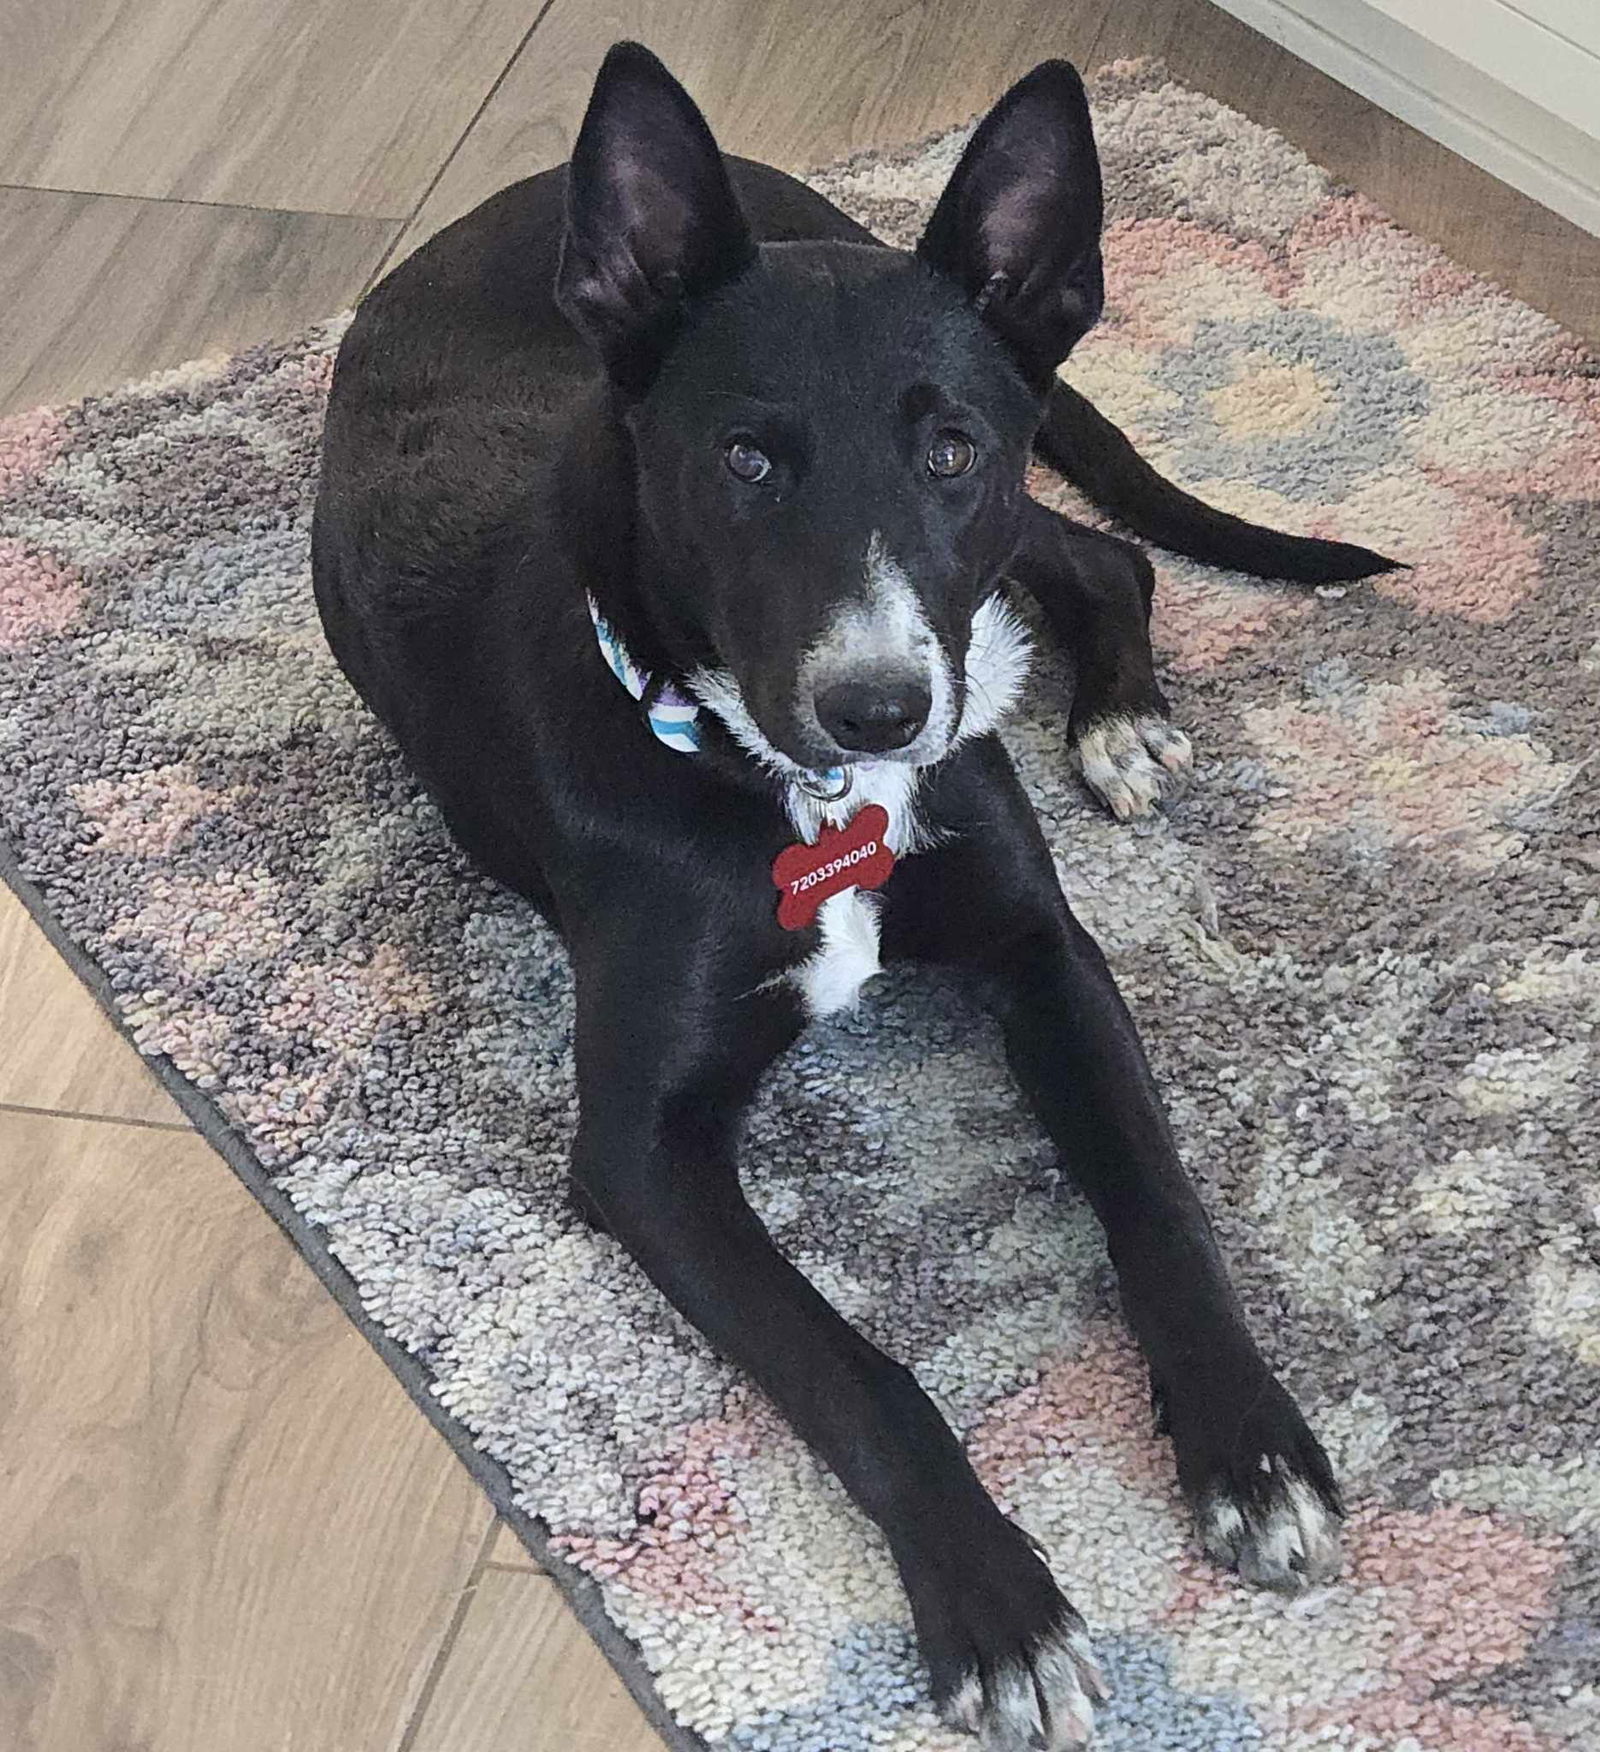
[587,595,849,797]
[586,595,702,756]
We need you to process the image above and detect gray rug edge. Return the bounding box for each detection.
[0,834,707,1752]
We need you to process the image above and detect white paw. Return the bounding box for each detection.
[943,1616,1107,1750]
[1197,1462,1343,1594]
[1073,714,1193,821]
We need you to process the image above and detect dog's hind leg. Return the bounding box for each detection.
[568,906,1105,1750]
[890,738,1345,1596]
[1009,498,1192,819]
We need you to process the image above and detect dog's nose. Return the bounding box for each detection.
[814,674,931,754]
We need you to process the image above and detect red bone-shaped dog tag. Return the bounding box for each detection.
[771,803,896,930]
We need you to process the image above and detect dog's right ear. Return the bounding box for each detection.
[556,43,754,387]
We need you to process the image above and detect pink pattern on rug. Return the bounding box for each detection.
[72,762,236,857]
[108,869,296,971]
[283,352,336,398]
[1101,215,1293,346]
[554,1402,783,1632]
[969,1324,1175,1508]
[1346,1502,1564,1685]
[264,943,435,1051]
[1458,370,1600,502]
[1289,190,1399,252]
[1245,670,1572,868]
[1287,194,1480,320]
[1380,485,1544,623]
[0,537,84,652]
[1153,570,1313,672]
[0,407,68,498]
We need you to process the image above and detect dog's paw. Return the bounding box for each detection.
[1072,713,1192,820]
[908,1521,1107,1750]
[1165,1373,1344,1594]
[941,1612,1106,1751]
[1195,1457,1344,1593]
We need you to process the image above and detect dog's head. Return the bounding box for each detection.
[557,43,1104,776]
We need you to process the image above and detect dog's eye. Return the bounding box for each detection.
[927,430,977,478]
[724,439,772,484]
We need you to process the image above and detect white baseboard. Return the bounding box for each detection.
[1211,0,1600,237]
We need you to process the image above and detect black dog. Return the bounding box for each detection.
[314,44,1394,1748]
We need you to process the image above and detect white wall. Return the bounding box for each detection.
[1210,0,1600,236]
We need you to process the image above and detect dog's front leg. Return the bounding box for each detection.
[569,917,1105,1749]
[1008,498,1192,819]
[891,742,1344,1593]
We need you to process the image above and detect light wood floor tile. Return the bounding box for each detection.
[408,1567,663,1752]
[0,185,393,411]
[0,888,183,1127]
[487,1520,546,1572]
[0,0,544,216]
[404,0,1114,249]
[0,1107,495,1752]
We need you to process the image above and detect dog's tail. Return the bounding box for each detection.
[1036,380,1402,583]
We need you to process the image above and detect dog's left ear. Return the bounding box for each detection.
[916,60,1104,383]
[557,42,755,388]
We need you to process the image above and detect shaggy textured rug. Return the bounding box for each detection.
[2,57,1598,1752]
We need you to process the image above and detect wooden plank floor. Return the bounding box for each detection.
[0,4,1595,1748]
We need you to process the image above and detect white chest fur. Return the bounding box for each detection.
[794,889,884,1017]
